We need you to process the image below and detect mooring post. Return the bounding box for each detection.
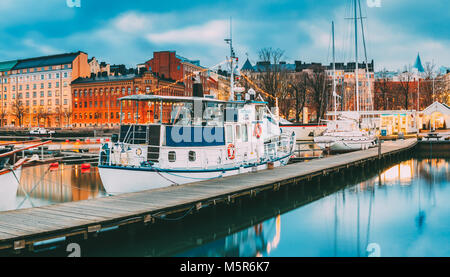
[378,137,381,159]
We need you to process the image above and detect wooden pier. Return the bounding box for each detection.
[0,138,417,252]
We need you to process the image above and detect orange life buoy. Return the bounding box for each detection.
[254,123,262,138]
[227,144,236,160]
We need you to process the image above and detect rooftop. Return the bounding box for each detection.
[13,51,86,70]
[0,60,17,72]
[72,74,137,84]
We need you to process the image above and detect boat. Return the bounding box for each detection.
[314,5,376,153]
[98,95,296,195]
[314,113,376,152]
[0,140,51,211]
[279,118,326,141]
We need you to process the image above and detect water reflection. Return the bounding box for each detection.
[13,164,106,210]
[177,158,449,257]
[3,157,449,257]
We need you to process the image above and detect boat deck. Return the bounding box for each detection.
[0,139,417,251]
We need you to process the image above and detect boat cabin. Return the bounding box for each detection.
[102,95,284,169]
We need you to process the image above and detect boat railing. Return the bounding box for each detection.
[101,133,296,168]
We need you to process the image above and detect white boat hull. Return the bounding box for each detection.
[99,157,290,195]
[316,139,374,153]
[0,167,21,211]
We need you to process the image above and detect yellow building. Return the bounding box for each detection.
[0,51,90,128]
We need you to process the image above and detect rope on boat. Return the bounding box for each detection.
[16,166,52,209]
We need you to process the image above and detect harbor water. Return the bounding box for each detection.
[2,153,449,257]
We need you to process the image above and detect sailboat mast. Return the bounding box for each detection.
[332,21,337,121]
[354,0,359,114]
[358,0,373,112]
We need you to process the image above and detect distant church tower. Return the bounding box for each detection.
[413,53,425,73]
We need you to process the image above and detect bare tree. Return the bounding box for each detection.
[288,72,309,122]
[398,65,414,110]
[63,109,73,127]
[11,99,26,127]
[0,109,6,127]
[36,109,49,127]
[374,68,391,110]
[256,48,288,108]
[306,65,331,122]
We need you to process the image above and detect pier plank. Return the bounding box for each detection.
[0,139,417,248]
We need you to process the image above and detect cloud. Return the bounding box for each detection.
[113,12,154,34]
[294,4,450,71]
[22,38,62,55]
[146,20,229,46]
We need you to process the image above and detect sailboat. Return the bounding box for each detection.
[314,1,376,153]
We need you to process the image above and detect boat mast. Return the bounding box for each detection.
[225,17,236,101]
[358,0,373,112]
[354,0,360,115]
[332,21,337,121]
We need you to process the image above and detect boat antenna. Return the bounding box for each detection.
[225,17,237,101]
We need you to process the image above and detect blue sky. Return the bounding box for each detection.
[0,0,448,71]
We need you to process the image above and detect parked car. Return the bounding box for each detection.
[29,127,55,135]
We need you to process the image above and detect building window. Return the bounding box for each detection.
[74,90,78,97]
[168,151,176,162]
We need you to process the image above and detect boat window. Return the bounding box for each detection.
[235,125,241,140]
[189,151,196,162]
[168,151,176,162]
[243,124,249,142]
[225,125,233,143]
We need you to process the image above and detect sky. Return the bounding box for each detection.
[0,0,448,72]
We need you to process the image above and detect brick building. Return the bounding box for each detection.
[71,71,185,127]
[0,51,90,127]
[145,51,208,96]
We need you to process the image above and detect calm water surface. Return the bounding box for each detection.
[3,156,449,257]
[15,164,106,210]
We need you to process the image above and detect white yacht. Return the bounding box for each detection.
[314,5,376,153]
[98,94,296,195]
[314,113,376,153]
